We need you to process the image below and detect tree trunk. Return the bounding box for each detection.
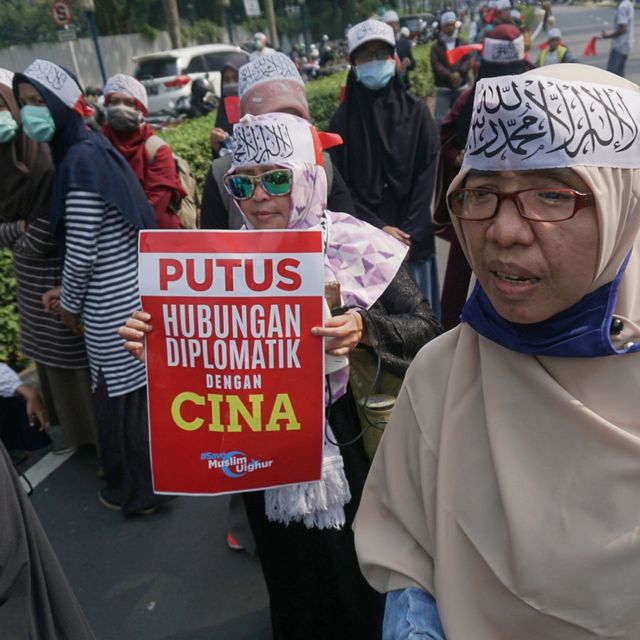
[263,0,280,50]
[162,0,182,48]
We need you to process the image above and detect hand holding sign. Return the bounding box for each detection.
[312,310,366,356]
[118,310,152,361]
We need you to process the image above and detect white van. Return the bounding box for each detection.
[133,44,249,114]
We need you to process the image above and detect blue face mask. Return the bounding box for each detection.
[20,105,55,143]
[355,59,396,91]
[0,110,18,144]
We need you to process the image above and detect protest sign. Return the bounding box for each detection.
[139,229,326,495]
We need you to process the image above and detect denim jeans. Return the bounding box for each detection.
[607,48,628,78]
[434,86,465,125]
[409,257,441,320]
[383,589,447,640]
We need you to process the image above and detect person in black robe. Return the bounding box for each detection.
[328,19,441,317]
[209,52,248,159]
[0,441,95,638]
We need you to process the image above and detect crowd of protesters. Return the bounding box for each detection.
[0,2,638,638]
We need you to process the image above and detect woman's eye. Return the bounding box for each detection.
[537,190,573,203]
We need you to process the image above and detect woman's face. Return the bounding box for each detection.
[460,169,599,324]
[17,83,45,107]
[107,92,138,110]
[235,164,291,230]
[222,68,238,86]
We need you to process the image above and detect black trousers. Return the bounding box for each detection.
[243,391,385,640]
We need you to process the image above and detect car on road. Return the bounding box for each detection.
[133,44,249,115]
[400,13,437,42]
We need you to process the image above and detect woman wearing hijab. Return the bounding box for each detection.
[13,60,165,516]
[201,52,356,231]
[120,112,442,639]
[0,68,97,454]
[102,74,185,230]
[329,20,441,317]
[354,64,640,639]
[209,53,246,158]
[435,23,534,330]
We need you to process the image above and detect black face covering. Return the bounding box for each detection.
[105,104,142,133]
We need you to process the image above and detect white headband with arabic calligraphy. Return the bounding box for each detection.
[0,68,14,89]
[22,59,83,112]
[482,35,525,62]
[463,75,640,170]
[229,113,318,170]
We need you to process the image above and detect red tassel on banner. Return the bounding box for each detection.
[583,37,597,57]
[446,43,483,66]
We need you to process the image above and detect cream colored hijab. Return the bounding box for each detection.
[354,65,640,639]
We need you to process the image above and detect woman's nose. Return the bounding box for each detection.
[486,196,535,247]
[251,182,270,201]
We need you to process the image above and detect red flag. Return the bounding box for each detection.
[223,96,240,124]
[446,43,483,65]
[583,36,597,57]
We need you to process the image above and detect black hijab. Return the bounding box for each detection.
[329,69,437,209]
[213,53,248,135]
[13,62,155,251]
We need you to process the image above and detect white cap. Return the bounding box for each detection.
[440,11,457,25]
[347,20,396,55]
[496,0,511,10]
[400,26,410,37]
[510,9,521,19]
[382,10,400,24]
[103,73,148,113]
[0,68,14,89]
[238,52,304,99]
[548,27,562,39]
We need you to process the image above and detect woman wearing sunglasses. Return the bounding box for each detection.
[354,65,640,639]
[120,112,442,639]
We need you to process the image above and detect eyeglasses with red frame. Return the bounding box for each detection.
[447,187,595,222]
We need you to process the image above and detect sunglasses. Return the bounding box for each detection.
[224,169,293,200]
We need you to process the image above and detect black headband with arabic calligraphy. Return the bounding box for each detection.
[464,75,640,170]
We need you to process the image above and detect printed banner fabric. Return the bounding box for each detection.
[139,229,326,495]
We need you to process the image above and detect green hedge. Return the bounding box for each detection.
[0,249,25,369]
[158,44,435,187]
[157,112,217,191]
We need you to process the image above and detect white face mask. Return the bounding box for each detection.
[106,104,143,133]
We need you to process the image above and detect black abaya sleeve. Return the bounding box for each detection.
[358,264,442,378]
[200,168,229,230]
[0,443,95,639]
[327,165,356,217]
[400,106,439,254]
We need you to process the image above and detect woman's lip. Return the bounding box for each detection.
[490,271,540,298]
[487,260,538,280]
